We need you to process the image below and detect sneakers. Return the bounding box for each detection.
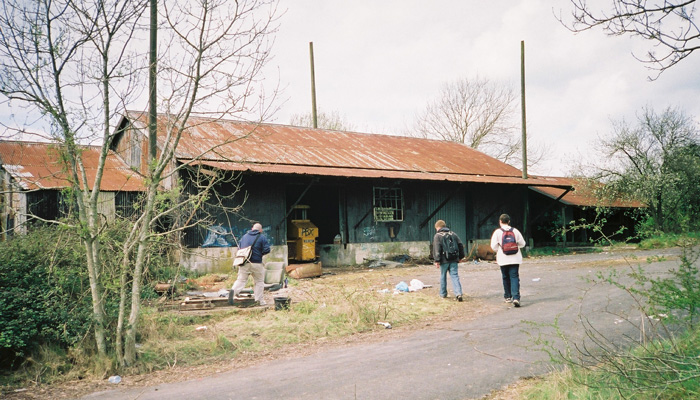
[512,299,520,307]
[457,295,463,302]
[504,297,513,303]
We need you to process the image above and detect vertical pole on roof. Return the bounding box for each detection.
[148,0,158,163]
[521,40,530,242]
[309,42,318,129]
[520,40,528,179]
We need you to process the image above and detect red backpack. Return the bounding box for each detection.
[500,228,519,255]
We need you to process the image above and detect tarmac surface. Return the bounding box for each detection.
[81,247,689,400]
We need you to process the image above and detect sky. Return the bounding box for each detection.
[2,1,699,177]
[261,0,700,176]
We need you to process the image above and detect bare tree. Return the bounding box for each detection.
[591,106,700,233]
[410,76,546,169]
[0,0,279,367]
[117,0,279,366]
[560,0,700,76]
[290,109,356,131]
[0,0,148,358]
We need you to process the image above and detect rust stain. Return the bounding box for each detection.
[530,176,644,208]
[0,140,144,191]
[125,111,571,188]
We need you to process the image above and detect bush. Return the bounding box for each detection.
[0,227,92,369]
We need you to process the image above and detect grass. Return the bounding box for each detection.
[132,265,455,372]
[637,232,700,250]
[487,234,700,400]
[526,246,602,257]
[515,327,700,399]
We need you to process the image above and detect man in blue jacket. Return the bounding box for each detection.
[232,223,271,305]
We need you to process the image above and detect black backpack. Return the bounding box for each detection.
[440,232,460,261]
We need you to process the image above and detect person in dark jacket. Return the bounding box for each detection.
[432,220,464,301]
[232,223,271,305]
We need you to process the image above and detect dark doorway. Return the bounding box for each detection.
[286,184,339,245]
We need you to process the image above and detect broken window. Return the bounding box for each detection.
[373,187,403,222]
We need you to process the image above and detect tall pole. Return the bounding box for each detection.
[520,40,528,179]
[148,0,158,163]
[309,42,318,128]
[521,40,530,245]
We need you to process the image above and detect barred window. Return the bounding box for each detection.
[373,187,403,222]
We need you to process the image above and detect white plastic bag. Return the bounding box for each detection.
[409,279,425,291]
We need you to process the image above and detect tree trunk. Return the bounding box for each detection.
[123,186,158,365]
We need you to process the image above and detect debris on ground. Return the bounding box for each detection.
[393,279,431,294]
[377,322,392,329]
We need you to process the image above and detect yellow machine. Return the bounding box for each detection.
[287,205,318,262]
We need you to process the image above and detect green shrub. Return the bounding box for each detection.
[0,227,92,368]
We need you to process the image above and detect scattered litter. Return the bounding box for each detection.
[391,254,411,263]
[408,279,424,291]
[13,389,27,393]
[107,375,122,384]
[367,260,387,269]
[377,288,390,294]
[395,281,409,292]
[532,278,541,282]
[377,322,392,329]
[365,258,403,269]
[195,326,208,331]
[614,318,625,325]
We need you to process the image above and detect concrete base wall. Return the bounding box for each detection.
[318,241,430,267]
[178,246,288,274]
[179,241,432,272]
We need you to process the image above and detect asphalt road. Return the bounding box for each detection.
[82,247,689,400]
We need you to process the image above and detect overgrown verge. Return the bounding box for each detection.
[519,239,700,399]
[1,225,455,392]
[0,223,184,388]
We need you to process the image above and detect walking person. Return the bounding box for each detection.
[433,220,465,301]
[490,214,526,307]
[232,223,271,305]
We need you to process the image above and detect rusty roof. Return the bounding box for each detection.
[124,111,571,188]
[0,140,144,191]
[530,176,644,208]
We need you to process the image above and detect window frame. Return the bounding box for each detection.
[373,187,404,222]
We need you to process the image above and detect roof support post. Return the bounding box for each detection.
[529,188,572,225]
[276,177,318,232]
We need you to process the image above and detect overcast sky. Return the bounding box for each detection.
[2,1,698,177]
[263,0,700,176]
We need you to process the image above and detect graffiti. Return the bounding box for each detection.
[362,226,377,242]
[202,224,276,247]
[301,227,315,237]
[262,225,276,246]
[201,225,234,247]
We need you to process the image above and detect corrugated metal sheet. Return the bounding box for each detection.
[0,141,145,191]
[124,111,570,188]
[530,176,644,208]
[426,189,466,239]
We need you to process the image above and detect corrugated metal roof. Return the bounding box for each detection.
[529,176,644,208]
[124,110,571,188]
[0,141,144,191]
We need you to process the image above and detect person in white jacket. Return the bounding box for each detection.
[490,214,526,307]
